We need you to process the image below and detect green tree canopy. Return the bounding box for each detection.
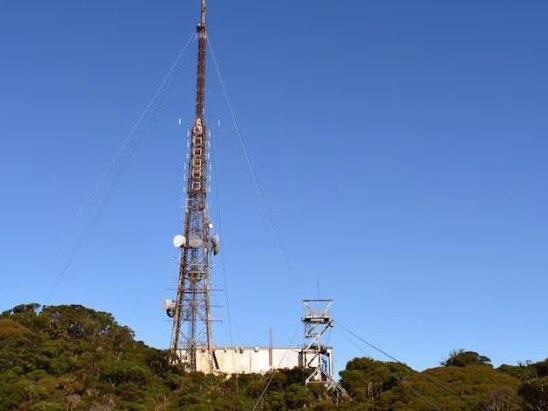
[0,304,546,410]
[442,349,492,367]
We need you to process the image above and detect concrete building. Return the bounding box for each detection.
[184,346,334,375]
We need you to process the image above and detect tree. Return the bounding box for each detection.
[339,357,413,404]
[0,303,542,410]
[377,364,522,410]
[519,376,548,411]
[442,349,492,367]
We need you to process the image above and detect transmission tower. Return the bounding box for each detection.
[164,0,220,372]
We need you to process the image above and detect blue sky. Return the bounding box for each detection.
[1,0,547,372]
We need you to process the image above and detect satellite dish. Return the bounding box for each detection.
[212,234,220,255]
[162,299,176,318]
[173,234,186,248]
[162,299,175,311]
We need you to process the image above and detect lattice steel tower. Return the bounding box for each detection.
[301,300,349,398]
[164,0,219,372]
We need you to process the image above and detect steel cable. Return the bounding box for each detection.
[207,35,292,275]
[337,323,483,410]
[45,32,196,303]
[251,325,300,411]
[77,31,196,215]
[210,133,234,345]
[336,326,442,410]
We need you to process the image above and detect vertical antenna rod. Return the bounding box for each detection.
[169,0,218,373]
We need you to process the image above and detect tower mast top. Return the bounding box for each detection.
[200,0,206,27]
[194,0,208,124]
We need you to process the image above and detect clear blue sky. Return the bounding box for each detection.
[1,1,547,372]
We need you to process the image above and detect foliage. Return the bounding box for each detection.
[376,364,523,410]
[501,359,548,410]
[442,349,492,367]
[339,357,413,405]
[0,303,182,410]
[519,376,548,410]
[0,303,546,410]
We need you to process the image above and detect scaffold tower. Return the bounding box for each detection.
[301,299,349,398]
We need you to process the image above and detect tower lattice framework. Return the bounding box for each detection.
[301,299,349,399]
[169,0,217,372]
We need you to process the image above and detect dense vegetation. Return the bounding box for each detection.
[0,304,546,410]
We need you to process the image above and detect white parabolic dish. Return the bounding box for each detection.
[172,234,186,248]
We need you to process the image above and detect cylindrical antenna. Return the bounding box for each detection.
[201,0,207,26]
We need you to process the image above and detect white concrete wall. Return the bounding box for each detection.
[193,346,334,375]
